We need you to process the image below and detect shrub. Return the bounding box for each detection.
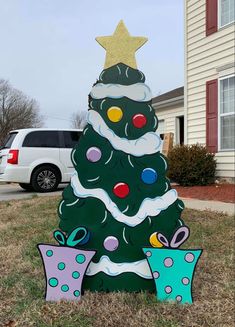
[167,144,217,186]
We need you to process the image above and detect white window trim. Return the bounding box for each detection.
[175,116,184,145]
[218,0,235,29]
[218,74,235,152]
[157,119,165,140]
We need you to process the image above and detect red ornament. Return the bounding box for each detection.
[113,182,130,198]
[132,114,147,128]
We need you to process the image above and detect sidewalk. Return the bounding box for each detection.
[181,197,234,216]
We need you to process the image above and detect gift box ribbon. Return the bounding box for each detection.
[53,227,90,247]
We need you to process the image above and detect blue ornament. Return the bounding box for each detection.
[141,168,158,184]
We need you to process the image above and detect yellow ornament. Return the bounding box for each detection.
[107,106,123,123]
[96,20,148,69]
[149,232,164,248]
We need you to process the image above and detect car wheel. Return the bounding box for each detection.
[31,165,60,192]
[19,183,34,191]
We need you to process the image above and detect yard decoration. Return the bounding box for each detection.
[37,227,95,301]
[57,20,202,297]
[143,226,202,304]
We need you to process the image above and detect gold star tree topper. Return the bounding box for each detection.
[96,20,148,69]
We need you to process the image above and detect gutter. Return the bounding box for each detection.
[152,95,184,109]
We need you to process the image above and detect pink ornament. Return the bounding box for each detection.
[86,147,102,162]
[103,236,119,251]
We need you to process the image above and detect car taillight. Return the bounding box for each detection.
[7,150,19,164]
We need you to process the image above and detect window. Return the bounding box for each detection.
[157,119,165,140]
[23,131,60,148]
[63,131,81,148]
[219,75,235,150]
[1,132,18,149]
[219,0,235,27]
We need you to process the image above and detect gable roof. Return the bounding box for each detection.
[152,86,184,104]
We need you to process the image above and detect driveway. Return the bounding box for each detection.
[0,183,65,201]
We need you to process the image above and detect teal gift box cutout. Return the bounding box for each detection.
[143,248,202,304]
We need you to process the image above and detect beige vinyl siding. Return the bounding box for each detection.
[154,104,184,145]
[185,0,235,179]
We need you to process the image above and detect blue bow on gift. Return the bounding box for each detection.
[53,227,90,247]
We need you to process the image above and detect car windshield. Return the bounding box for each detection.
[1,132,18,149]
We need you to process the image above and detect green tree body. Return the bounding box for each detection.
[59,64,185,292]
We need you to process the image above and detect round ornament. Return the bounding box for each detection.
[107,106,123,122]
[141,168,158,184]
[86,147,102,162]
[132,113,147,128]
[149,232,164,248]
[103,236,119,251]
[113,182,130,198]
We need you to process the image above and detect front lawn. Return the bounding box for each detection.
[0,197,234,327]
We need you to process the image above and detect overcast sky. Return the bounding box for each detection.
[0,0,184,128]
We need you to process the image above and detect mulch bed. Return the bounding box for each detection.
[173,183,235,203]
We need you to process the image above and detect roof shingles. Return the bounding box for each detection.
[152,86,184,104]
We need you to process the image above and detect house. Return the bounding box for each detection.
[185,0,235,181]
[152,87,184,145]
[153,0,234,182]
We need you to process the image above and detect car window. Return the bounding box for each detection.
[63,131,81,148]
[1,132,18,149]
[22,131,60,148]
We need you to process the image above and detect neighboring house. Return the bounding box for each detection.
[152,87,184,145]
[185,0,235,181]
[152,0,234,181]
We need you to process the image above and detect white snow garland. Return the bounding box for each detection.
[86,255,152,279]
[87,110,162,157]
[90,82,152,102]
[71,171,178,227]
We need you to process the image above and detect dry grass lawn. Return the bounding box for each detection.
[0,196,234,327]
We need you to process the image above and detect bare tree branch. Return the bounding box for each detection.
[70,111,87,129]
[0,79,44,144]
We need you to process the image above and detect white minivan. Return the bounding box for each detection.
[0,128,82,192]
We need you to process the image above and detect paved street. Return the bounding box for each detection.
[0,183,65,201]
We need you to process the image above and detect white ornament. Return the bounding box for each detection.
[71,171,178,227]
[86,255,152,279]
[90,82,152,102]
[87,110,162,157]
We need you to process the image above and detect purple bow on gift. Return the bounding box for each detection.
[157,226,190,248]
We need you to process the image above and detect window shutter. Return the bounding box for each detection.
[206,0,218,36]
[206,79,218,153]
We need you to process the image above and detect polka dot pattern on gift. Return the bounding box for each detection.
[76,254,86,264]
[72,271,80,279]
[48,277,58,287]
[145,251,152,257]
[74,290,80,297]
[185,252,195,263]
[153,271,160,279]
[46,250,53,257]
[58,262,65,270]
[143,248,202,305]
[165,286,172,294]
[164,257,173,267]
[40,245,95,301]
